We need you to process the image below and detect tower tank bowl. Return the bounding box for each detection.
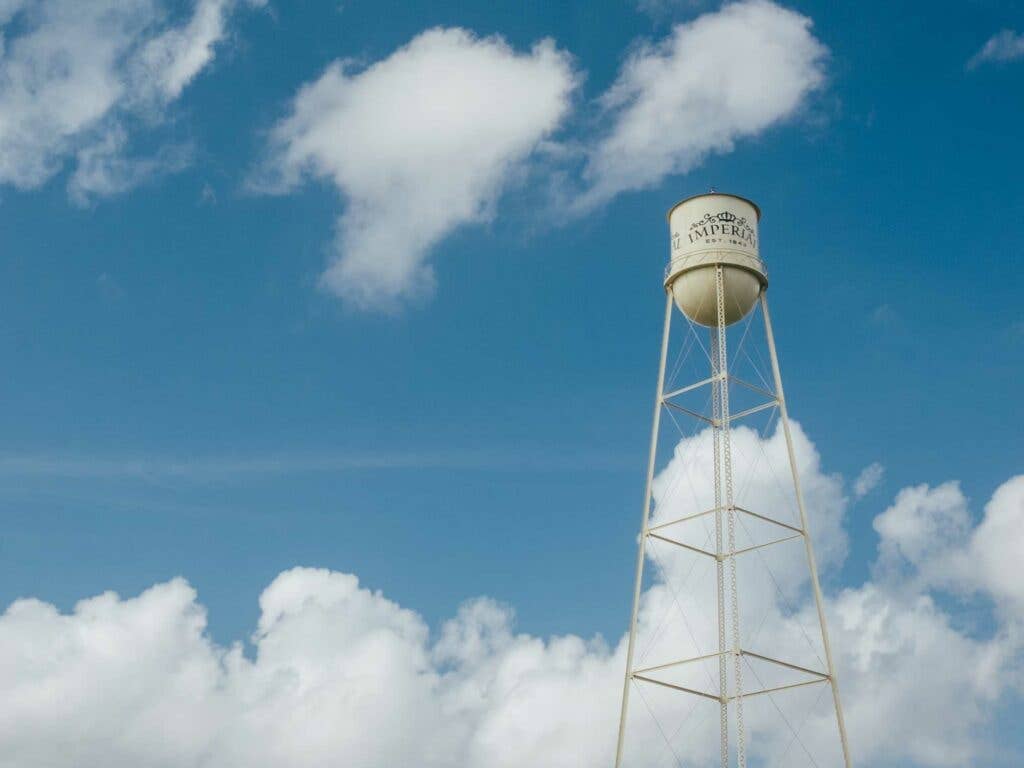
[665,193,767,327]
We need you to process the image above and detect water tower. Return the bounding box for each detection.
[613,193,851,767]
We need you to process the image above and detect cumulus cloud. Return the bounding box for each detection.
[577,0,827,209]
[968,29,1024,69]
[874,476,1024,620]
[873,481,972,578]
[855,477,1024,765]
[0,0,261,203]
[828,581,1014,767]
[0,568,620,768]
[650,419,848,583]
[967,475,1024,616]
[2,424,1021,766]
[256,27,578,311]
[258,1,829,311]
[853,461,884,498]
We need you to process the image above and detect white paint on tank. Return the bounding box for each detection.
[665,193,767,326]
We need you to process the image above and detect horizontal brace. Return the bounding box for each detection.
[732,533,803,556]
[647,506,722,533]
[633,650,730,677]
[662,375,720,401]
[633,675,720,702]
[729,677,828,701]
[662,400,715,425]
[728,400,778,423]
[647,532,717,559]
[741,649,829,680]
[734,506,804,535]
[729,375,779,401]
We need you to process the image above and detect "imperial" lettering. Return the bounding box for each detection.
[687,223,755,245]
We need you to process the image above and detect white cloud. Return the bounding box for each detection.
[873,481,971,575]
[871,477,1024,620]
[650,419,848,584]
[578,0,827,209]
[3,429,1019,766]
[257,27,578,311]
[134,0,246,102]
[853,477,1024,765]
[968,29,1024,70]
[66,124,193,205]
[968,475,1024,616]
[853,461,884,498]
[257,2,830,310]
[0,568,621,768]
[0,0,261,203]
[828,582,1013,767]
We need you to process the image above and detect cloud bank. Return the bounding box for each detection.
[0,0,261,203]
[2,422,1021,767]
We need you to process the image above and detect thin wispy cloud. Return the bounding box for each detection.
[0,0,264,204]
[869,302,906,332]
[635,0,710,18]
[968,29,1024,70]
[0,448,630,481]
[853,461,884,499]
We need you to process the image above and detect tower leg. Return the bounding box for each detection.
[614,292,674,768]
[760,293,853,768]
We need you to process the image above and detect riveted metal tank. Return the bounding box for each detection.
[665,193,767,327]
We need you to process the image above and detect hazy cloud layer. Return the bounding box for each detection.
[0,0,261,203]
[968,29,1024,69]
[257,27,578,311]
[2,422,1020,767]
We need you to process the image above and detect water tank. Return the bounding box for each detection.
[665,193,767,327]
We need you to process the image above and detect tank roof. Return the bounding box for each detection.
[666,192,761,222]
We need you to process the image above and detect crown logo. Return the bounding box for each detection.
[717,211,737,223]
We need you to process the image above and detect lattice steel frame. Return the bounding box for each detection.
[613,273,853,768]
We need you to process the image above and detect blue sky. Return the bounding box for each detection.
[0,1,1022,766]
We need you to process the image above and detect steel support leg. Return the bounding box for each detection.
[614,292,674,768]
[760,293,853,768]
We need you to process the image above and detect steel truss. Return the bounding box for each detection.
[614,269,852,768]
